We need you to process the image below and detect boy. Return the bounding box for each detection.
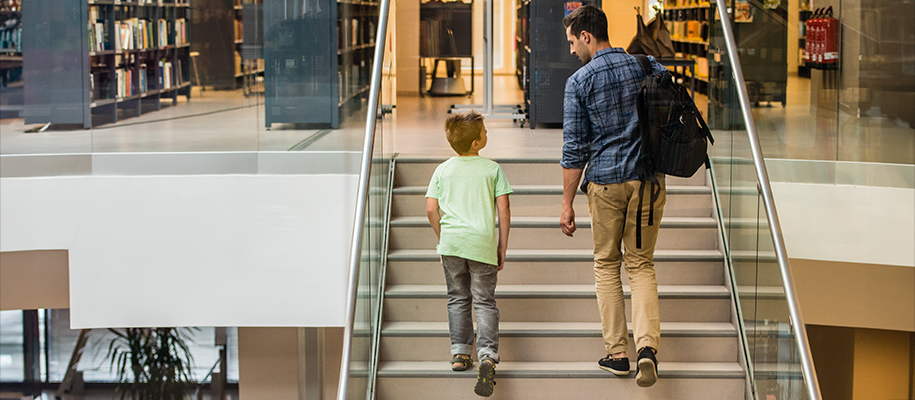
[425,110,512,397]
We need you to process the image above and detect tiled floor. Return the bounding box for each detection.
[1,73,912,164]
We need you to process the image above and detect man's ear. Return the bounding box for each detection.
[580,30,591,44]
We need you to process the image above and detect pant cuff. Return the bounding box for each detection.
[477,348,500,363]
[451,344,474,357]
[635,341,659,354]
[608,344,629,355]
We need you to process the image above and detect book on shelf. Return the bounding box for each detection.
[234,19,243,42]
[235,51,242,75]
[157,19,168,48]
[351,18,358,46]
[175,18,187,45]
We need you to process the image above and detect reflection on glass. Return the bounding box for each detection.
[708,4,815,398]
[0,310,25,382]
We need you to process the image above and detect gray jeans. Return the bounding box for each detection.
[441,255,500,362]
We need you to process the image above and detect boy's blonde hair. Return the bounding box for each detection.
[444,110,484,155]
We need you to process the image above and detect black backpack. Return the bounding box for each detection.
[632,55,714,248]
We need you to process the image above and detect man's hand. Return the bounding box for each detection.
[496,245,506,271]
[560,205,576,237]
[561,168,584,238]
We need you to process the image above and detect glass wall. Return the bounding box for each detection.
[708,0,915,165]
[0,0,378,155]
[707,1,816,398]
[0,309,240,385]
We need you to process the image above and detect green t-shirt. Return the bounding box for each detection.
[426,156,513,266]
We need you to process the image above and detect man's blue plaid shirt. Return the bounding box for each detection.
[561,47,667,192]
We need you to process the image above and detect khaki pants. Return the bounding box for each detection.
[586,176,666,355]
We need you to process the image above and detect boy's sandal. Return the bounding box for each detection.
[451,354,473,371]
[474,358,497,397]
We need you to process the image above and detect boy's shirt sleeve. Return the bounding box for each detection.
[425,167,441,199]
[494,165,512,197]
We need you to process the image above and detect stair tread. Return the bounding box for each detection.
[386,284,730,298]
[394,184,711,194]
[382,321,737,337]
[377,361,745,378]
[391,215,718,228]
[388,248,724,261]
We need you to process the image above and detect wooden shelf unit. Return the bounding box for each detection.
[23,0,191,129]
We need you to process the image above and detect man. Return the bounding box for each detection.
[559,5,668,388]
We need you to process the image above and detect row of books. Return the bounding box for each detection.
[337,18,375,50]
[0,21,21,52]
[88,16,187,52]
[90,60,184,101]
[337,59,370,102]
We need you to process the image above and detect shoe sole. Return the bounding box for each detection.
[474,361,496,397]
[636,358,658,387]
[598,365,631,376]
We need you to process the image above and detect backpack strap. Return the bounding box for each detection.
[634,55,655,182]
[634,54,660,250]
[634,54,653,77]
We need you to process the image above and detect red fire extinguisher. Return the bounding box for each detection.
[821,6,839,69]
[812,8,825,68]
[804,8,819,68]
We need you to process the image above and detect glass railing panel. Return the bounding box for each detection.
[708,1,819,398]
[338,0,390,398]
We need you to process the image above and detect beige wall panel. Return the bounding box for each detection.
[852,328,913,400]
[0,250,69,311]
[807,325,855,400]
[791,258,915,332]
[396,0,420,94]
[238,327,302,399]
[605,0,640,50]
[323,327,343,400]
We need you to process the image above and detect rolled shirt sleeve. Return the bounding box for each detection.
[561,76,591,170]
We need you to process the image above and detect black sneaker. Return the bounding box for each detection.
[474,358,496,397]
[598,355,630,376]
[636,347,658,387]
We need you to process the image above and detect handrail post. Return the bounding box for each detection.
[337,0,392,398]
[714,3,822,399]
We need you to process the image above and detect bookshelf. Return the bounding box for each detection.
[661,1,711,94]
[0,0,21,55]
[515,0,601,127]
[190,0,262,90]
[23,0,191,129]
[0,0,22,94]
[263,0,378,128]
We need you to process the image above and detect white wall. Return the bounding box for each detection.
[773,182,915,267]
[0,173,358,328]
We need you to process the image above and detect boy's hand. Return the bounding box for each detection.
[497,246,506,271]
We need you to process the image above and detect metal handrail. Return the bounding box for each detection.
[714,3,822,400]
[336,0,392,398]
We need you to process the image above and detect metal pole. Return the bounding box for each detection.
[715,3,822,400]
[483,0,493,114]
[336,0,391,397]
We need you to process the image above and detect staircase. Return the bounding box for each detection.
[375,159,747,399]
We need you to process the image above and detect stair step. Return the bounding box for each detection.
[377,361,743,379]
[390,216,718,228]
[388,248,724,262]
[376,373,745,400]
[392,185,712,196]
[384,292,731,323]
[379,322,738,362]
[386,259,725,286]
[385,284,730,299]
[393,159,708,187]
[382,321,736,337]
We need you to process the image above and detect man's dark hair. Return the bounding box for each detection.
[562,5,609,43]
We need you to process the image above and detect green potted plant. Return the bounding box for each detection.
[105,327,197,400]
